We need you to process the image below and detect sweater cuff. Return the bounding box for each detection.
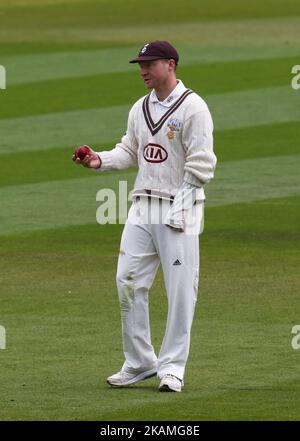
[94,151,112,171]
[183,171,203,187]
[95,154,102,169]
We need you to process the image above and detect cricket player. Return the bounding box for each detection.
[73,41,217,392]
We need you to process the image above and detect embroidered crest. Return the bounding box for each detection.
[167,118,181,132]
[167,118,181,140]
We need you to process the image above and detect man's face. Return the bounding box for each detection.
[138,59,175,89]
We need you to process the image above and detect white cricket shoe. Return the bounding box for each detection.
[158,374,183,392]
[107,367,157,387]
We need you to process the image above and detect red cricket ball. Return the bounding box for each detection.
[76,145,90,160]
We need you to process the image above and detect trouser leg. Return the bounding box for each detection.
[116,207,160,373]
[153,223,200,381]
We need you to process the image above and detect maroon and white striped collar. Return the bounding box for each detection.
[143,85,194,136]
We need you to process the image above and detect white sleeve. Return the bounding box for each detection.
[182,110,217,186]
[95,106,138,171]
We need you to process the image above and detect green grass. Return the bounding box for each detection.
[0,41,134,56]
[0,0,300,421]
[0,121,299,188]
[1,0,300,30]
[1,197,299,420]
[1,57,296,119]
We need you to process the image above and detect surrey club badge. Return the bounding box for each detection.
[167,118,181,140]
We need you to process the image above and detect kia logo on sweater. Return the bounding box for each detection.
[143,144,168,163]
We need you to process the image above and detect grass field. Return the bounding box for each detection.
[0,0,300,421]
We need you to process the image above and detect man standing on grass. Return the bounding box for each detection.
[73,41,217,392]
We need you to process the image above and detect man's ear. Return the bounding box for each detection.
[168,59,177,72]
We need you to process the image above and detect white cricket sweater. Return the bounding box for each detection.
[96,80,217,201]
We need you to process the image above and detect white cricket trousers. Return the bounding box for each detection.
[116,197,203,381]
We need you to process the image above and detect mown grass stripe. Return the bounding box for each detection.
[1,56,296,120]
[1,85,299,154]
[0,41,135,57]
[2,0,300,28]
[1,15,300,44]
[3,44,300,86]
[1,121,299,188]
[0,154,298,236]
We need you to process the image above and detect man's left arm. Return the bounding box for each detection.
[182,109,217,187]
[164,110,217,231]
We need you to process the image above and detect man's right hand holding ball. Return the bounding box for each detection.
[72,145,102,169]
